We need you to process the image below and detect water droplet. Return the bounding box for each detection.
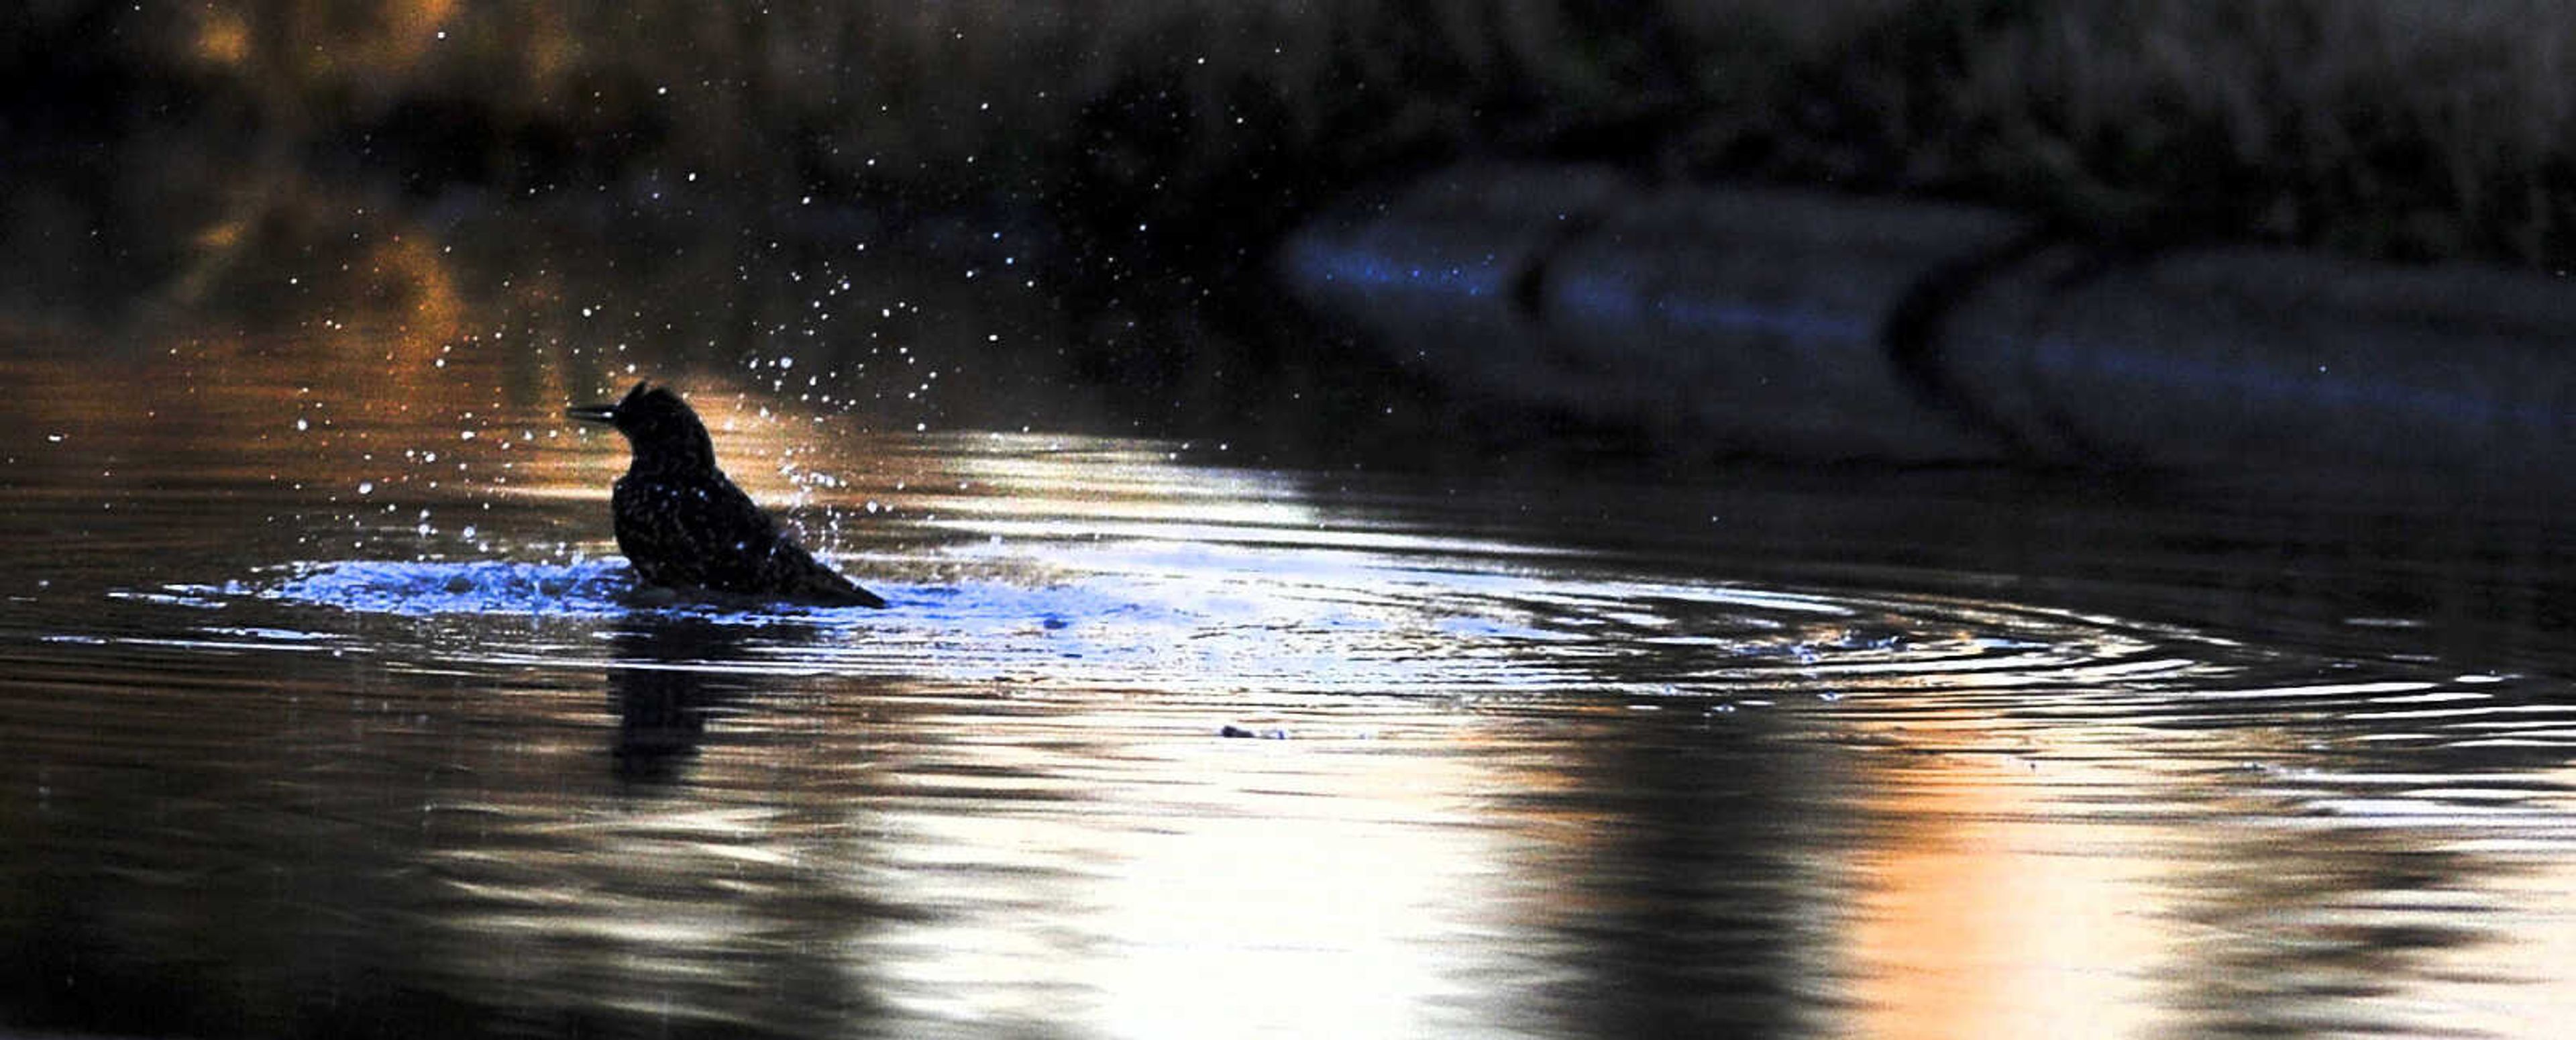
[357,481,375,495]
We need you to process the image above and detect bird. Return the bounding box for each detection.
[567,380,888,608]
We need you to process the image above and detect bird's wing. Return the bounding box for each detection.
[616,472,884,606]
[647,473,809,595]
[613,478,722,588]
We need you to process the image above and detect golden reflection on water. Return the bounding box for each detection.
[1818,641,2352,1039]
[1821,682,2576,1040]
[1844,753,2168,1040]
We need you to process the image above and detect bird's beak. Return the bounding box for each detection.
[566,402,618,425]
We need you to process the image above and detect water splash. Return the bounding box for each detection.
[259,558,637,618]
[124,543,2260,701]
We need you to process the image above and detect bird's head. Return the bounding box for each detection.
[568,380,717,470]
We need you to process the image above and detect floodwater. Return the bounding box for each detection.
[7,272,2576,1039]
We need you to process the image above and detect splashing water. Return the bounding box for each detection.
[260,558,635,617]
[172,538,2253,707]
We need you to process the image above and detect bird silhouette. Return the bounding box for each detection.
[568,380,887,608]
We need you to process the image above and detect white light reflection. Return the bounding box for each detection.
[852,739,1538,1038]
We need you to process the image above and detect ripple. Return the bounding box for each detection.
[113,543,2290,705]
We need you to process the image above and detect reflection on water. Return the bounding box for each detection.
[10,289,2576,1038]
[607,616,755,786]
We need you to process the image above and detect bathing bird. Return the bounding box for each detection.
[568,380,888,608]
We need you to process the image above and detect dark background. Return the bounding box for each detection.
[7,1,2571,456]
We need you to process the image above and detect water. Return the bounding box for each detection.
[9,316,2576,1039]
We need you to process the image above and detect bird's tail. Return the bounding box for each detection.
[816,580,889,609]
[797,563,888,609]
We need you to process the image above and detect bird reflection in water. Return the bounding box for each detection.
[604,615,779,787]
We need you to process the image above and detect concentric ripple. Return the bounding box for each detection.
[146,539,2264,703]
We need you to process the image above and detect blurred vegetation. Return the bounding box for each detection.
[6,0,2573,462]
[13,0,2576,269]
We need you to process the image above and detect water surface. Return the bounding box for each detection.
[6,316,2576,1039]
